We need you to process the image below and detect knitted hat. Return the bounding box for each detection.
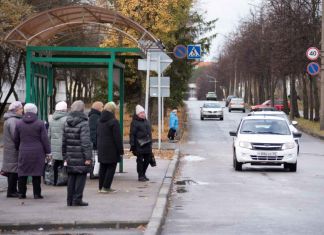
[136,105,145,115]
[24,103,38,114]
[8,101,23,111]
[71,100,85,112]
[55,101,67,111]
[104,102,116,113]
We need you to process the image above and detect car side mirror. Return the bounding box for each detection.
[229,131,237,137]
[293,132,302,138]
[292,120,298,126]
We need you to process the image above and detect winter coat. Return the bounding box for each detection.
[48,111,68,161]
[169,112,179,131]
[97,111,124,164]
[1,111,22,173]
[88,109,101,150]
[63,111,92,174]
[14,112,51,176]
[129,115,152,154]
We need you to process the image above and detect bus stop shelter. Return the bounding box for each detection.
[5,5,164,172]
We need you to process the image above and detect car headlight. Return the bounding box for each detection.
[282,142,296,150]
[239,141,252,149]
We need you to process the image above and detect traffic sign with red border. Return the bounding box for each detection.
[173,45,187,59]
[307,62,320,76]
[306,47,320,61]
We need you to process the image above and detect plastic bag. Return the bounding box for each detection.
[56,166,68,186]
[93,153,100,176]
[44,163,54,185]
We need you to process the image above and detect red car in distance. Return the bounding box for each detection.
[251,99,290,111]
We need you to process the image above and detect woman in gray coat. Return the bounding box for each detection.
[1,101,23,197]
[48,101,68,185]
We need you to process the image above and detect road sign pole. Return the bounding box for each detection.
[162,97,164,136]
[145,52,151,119]
[158,54,161,150]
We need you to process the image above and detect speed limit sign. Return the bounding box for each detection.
[306,47,320,61]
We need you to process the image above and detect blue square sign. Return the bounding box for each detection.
[187,44,201,59]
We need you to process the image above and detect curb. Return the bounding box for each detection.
[297,125,324,141]
[144,149,180,235]
[0,221,148,232]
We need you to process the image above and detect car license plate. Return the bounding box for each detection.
[257,152,277,157]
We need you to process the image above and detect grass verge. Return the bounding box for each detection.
[296,118,324,138]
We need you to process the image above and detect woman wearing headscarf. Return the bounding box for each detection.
[48,101,68,185]
[63,100,92,206]
[97,102,124,193]
[129,105,152,182]
[1,101,23,198]
[14,103,51,199]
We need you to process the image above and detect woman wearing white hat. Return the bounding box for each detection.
[48,101,68,185]
[129,105,153,181]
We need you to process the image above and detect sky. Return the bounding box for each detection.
[198,0,262,61]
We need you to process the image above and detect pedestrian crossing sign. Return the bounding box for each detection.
[187,44,201,59]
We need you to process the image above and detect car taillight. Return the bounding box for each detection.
[241,103,244,105]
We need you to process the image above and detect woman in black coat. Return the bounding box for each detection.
[129,105,152,182]
[97,102,124,193]
[63,100,92,206]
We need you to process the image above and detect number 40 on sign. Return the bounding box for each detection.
[306,47,320,61]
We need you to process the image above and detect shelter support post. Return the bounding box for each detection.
[119,66,124,173]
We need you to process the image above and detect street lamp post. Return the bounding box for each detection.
[207,74,217,94]
[320,0,324,130]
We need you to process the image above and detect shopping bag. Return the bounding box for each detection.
[56,166,68,186]
[93,153,100,176]
[44,162,54,185]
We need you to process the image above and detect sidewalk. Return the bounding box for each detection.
[0,153,176,233]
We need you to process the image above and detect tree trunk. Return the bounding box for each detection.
[302,74,309,119]
[283,77,289,115]
[313,76,320,121]
[309,76,314,121]
[0,53,23,117]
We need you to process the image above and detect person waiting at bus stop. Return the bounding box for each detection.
[63,100,92,206]
[1,101,23,198]
[14,103,51,199]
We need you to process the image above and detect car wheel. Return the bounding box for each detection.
[229,109,231,112]
[200,116,204,120]
[243,109,245,113]
[233,151,242,171]
[288,162,297,172]
[220,116,224,121]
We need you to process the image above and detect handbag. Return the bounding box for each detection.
[56,166,68,186]
[137,136,152,147]
[149,153,157,167]
[44,162,54,185]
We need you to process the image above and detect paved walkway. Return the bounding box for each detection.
[0,156,172,233]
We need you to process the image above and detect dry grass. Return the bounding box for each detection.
[296,118,324,137]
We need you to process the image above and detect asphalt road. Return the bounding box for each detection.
[162,100,324,235]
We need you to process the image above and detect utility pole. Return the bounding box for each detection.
[321,0,324,130]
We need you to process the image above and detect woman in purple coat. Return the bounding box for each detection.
[14,103,51,199]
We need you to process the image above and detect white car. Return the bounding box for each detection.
[248,111,300,152]
[228,98,245,113]
[200,102,224,120]
[229,116,302,172]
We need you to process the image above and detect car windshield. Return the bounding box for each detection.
[203,103,221,108]
[231,98,243,103]
[240,119,291,135]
